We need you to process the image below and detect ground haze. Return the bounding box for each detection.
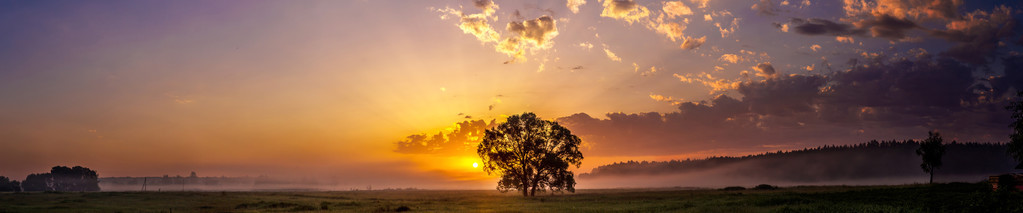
[1,183,1020,212]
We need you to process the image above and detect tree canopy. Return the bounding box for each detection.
[916,132,946,184]
[1008,91,1023,169]
[477,112,583,197]
[22,166,100,192]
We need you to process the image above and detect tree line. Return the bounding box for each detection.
[0,166,100,192]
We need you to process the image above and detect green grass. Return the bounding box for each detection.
[1,183,1022,212]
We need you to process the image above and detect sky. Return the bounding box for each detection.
[1,0,1023,189]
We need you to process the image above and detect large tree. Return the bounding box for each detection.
[477,112,583,197]
[1008,91,1023,169]
[21,166,100,192]
[916,131,946,184]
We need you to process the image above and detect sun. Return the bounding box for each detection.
[472,162,479,168]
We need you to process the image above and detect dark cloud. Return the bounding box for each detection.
[790,18,866,36]
[557,54,1018,156]
[680,36,706,50]
[930,6,1017,64]
[856,14,918,39]
[739,75,826,116]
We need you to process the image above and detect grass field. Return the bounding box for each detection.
[2,183,1022,212]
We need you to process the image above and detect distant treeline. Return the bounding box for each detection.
[580,140,1016,182]
[0,166,100,192]
[100,174,320,187]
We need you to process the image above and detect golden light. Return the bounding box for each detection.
[472,162,479,168]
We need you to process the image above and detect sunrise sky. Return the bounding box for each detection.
[2,0,1023,189]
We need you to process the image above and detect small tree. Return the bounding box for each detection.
[477,112,583,197]
[1007,91,1023,169]
[916,131,946,184]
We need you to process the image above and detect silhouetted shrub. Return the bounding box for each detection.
[754,184,778,190]
[722,186,746,190]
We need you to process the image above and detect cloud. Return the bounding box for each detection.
[558,53,1014,156]
[600,0,651,24]
[716,17,741,38]
[439,5,563,64]
[651,21,687,42]
[790,18,865,36]
[810,44,821,52]
[789,15,917,40]
[395,120,497,154]
[691,0,710,9]
[930,6,1017,64]
[604,48,622,62]
[719,54,740,64]
[752,0,780,15]
[854,14,918,39]
[842,0,962,21]
[752,62,777,78]
[673,72,742,93]
[507,16,559,48]
[579,42,594,50]
[567,0,587,14]
[472,0,499,16]
[662,1,693,19]
[680,36,706,50]
[836,36,855,43]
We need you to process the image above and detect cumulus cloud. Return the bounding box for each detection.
[507,16,559,48]
[680,36,706,50]
[716,17,741,38]
[438,5,561,64]
[753,62,777,78]
[810,44,821,52]
[604,48,623,62]
[472,0,499,16]
[662,1,693,18]
[752,0,780,15]
[691,0,710,9]
[719,54,740,64]
[600,0,651,24]
[651,21,687,41]
[567,0,587,14]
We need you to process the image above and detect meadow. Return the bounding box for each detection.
[1,183,1022,212]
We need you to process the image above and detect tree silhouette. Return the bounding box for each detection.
[477,112,583,197]
[916,131,946,184]
[21,173,51,191]
[0,176,20,192]
[1008,91,1023,169]
[21,166,100,191]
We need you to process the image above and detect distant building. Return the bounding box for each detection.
[988,174,1023,191]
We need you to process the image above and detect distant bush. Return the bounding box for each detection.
[722,186,746,190]
[754,184,778,190]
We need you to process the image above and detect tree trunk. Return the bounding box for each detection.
[929,171,933,184]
